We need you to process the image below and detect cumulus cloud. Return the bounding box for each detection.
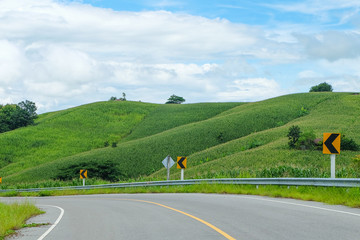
[0,0,280,112]
[0,40,25,85]
[295,57,360,93]
[0,0,259,62]
[1,0,357,112]
[294,31,360,61]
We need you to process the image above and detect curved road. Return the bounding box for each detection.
[2,193,360,240]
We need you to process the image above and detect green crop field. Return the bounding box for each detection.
[0,92,359,185]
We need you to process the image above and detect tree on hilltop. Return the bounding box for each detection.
[309,82,333,92]
[166,95,185,104]
[0,100,37,133]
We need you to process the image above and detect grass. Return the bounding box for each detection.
[4,92,345,183]
[1,92,360,184]
[1,184,360,208]
[124,102,243,141]
[0,101,158,177]
[151,92,360,180]
[0,201,44,240]
[2,92,360,236]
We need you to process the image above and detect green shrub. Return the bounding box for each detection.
[287,125,301,149]
[299,106,309,116]
[38,191,53,197]
[341,135,359,151]
[54,159,125,182]
[309,82,333,92]
[296,130,316,150]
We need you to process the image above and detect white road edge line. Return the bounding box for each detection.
[37,205,65,240]
[240,195,360,217]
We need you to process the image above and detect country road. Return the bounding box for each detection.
[2,193,360,240]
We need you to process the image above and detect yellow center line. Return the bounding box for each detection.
[121,198,236,240]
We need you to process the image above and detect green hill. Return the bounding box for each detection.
[1,92,359,184]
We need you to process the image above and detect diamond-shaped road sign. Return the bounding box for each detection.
[323,133,341,154]
[162,156,175,168]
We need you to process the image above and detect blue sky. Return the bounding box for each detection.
[0,0,359,112]
[81,0,282,24]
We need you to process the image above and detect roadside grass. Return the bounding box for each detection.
[1,184,360,208]
[0,201,44,240]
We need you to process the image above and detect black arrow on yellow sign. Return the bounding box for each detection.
[80,169,87,179]
[177,157,187,169]
[323,133,341,154]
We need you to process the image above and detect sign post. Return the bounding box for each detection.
[177,157,187,180]
[330,154,336,178]
[80,169,87,186]
[162,155,175,180]
[323,133,341,178]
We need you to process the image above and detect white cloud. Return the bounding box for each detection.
[298,70,323,79]
[0,0,286,112]
[332,75,360,92]
[267,0,360,17]
[0,40,25,85]
[217,78,285,102]
[318,57,360,76]
[294,31,360,61]
[0,0,259,62]
[2,0,358,113]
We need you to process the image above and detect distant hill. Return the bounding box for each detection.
[1,92,359,183]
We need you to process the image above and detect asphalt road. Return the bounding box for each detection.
[2,193,360,240]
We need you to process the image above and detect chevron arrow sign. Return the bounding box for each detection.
[80,169,88,179]
[177,157,187,169]
[323,133,341,154]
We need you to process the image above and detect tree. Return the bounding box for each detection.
[287,125,301,149]
[118,92,126,101]
[309,82,333,92]
[109,92,126,101]
[0,100,37,133]
[18,100,37,123]
[166,94,185,104]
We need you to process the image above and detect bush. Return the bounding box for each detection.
[341,135,360,151]
[287,126,318,150]
[287,125,301,149]
[54,159,125,182]
[309,82,333,92]
[296,130,316,150]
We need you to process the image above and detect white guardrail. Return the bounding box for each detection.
[1,178,360,193]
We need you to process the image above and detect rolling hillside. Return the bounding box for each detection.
[0,92,359,184]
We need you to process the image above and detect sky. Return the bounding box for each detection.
[1,0,360,113]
